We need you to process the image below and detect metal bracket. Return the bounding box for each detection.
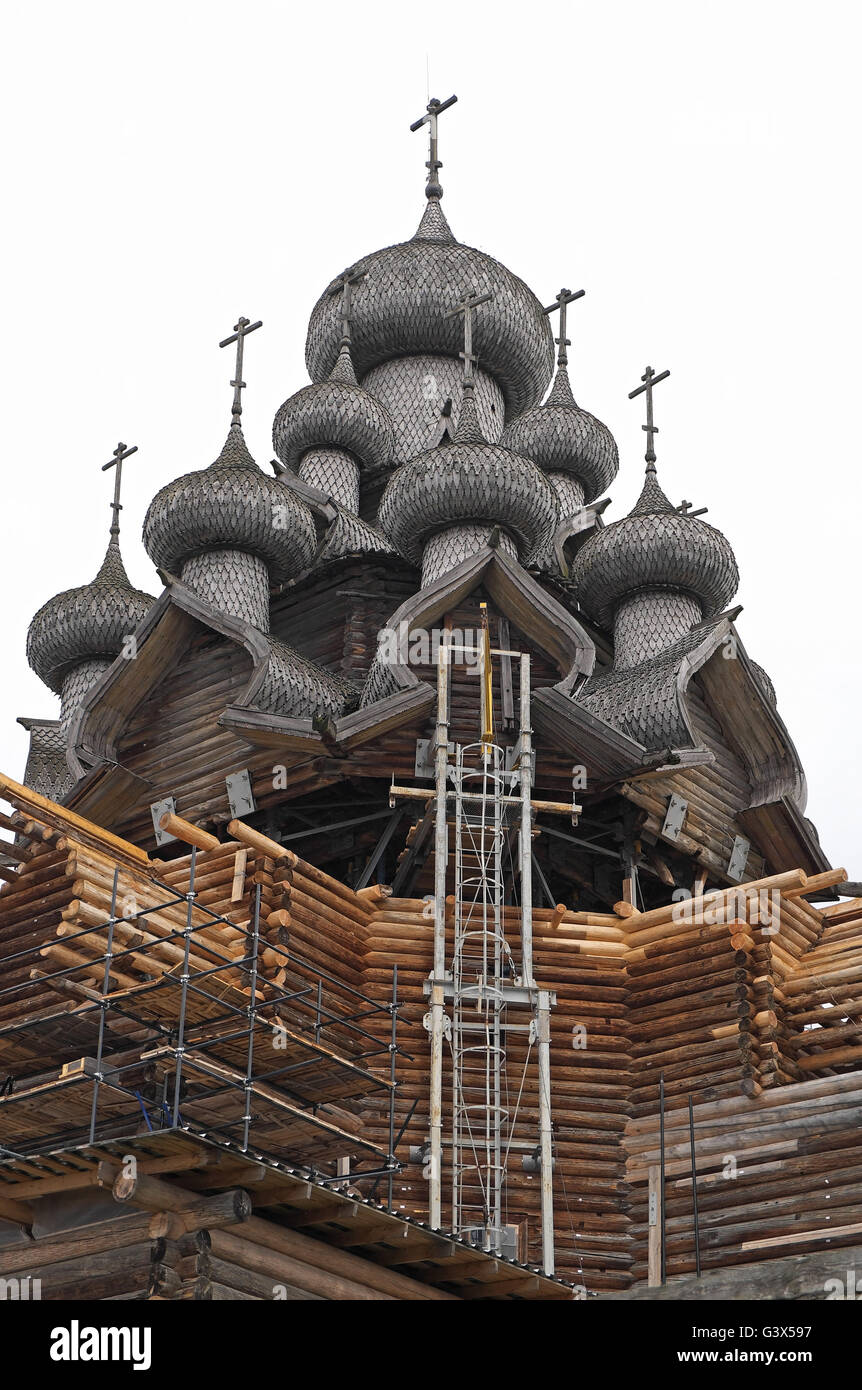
[225,769,256,819]
[661,794,688,843]
[422,1005,452,1041]
[648,1191,658,1226]
[505,738,532,776]
[727,835,751,883]
[150,797,177,847]
[423,979,556,1008]
[414,737,454,778]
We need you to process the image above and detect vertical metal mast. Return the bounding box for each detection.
[416,633,559,1271]
[519,653,535,990]
[427,636,450,1231]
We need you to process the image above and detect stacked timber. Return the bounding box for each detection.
[0,1170,459,1300]
[0,836,79,1064]
[783,896,862,1075]
[625,1074,862,1281]
[621,872,825,1117]
[0,804,386,1162]
[112,1170,456,1301]
[358,897,634,1293]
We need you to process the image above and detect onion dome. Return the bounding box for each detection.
[305,198,554,420]
[500,365,619,502]
[273,340,394,474]
[378,384,558,567]
[143,423,316,584]
[570,461,739,629]
[27,532,153,695]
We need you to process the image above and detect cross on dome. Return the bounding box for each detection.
[410,94,458,199]
[628,365,670,467]
[101,441,138,541]
[219,317,263,426]
[543,288,585,369]
[444,290,493,384]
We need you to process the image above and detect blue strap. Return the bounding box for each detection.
[133,1090,153,1132]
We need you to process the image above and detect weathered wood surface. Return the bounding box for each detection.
[601,1241,862,1299]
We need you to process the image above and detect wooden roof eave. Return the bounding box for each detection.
[362,543,595,692]
[68,578,273,777]
[739,796,832,877]
[530,684,648,787]
[221,685,439,755]
[695,622,808,811]
[239,546,599,763]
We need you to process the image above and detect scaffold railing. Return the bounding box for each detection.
[0,847,412,1206]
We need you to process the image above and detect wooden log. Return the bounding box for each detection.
[159,813,220,852]
[621,872,807,945]
[356,884,392,904]
[0,773,149,867]
[227,820,291,860]
[784,869,847,898]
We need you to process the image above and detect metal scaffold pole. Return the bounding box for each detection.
[428,637,450,1230]
[519,653,534,989]
[537,988,555,1275]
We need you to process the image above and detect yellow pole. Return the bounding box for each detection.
[479,603,493,748]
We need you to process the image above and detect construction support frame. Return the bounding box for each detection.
[417,638,563,1275]
[0,850,411,1195]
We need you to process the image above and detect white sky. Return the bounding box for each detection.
[2,0,859,876]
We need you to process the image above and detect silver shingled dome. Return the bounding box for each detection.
[306,199,554,421]
[571,464,739,628]
[143,425,317,585]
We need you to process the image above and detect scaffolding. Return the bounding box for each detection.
[0,844,412,1206]
[390,634,577,1273]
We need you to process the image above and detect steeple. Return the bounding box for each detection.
[544,287,586,372]
[444,290,493,444]
[27,442,154,733]
[500,285,619,540]
[273,273,395,511]
[628,363,671,467]
[94,441,143,581]
[144,318,317,628]
[220,316,263,428]
[410,95,458,242]
[571,366,738,668]
[103,441,137,542]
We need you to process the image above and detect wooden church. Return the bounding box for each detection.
[1,97,860,1302]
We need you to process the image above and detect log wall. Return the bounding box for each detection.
[4,783,862,1297]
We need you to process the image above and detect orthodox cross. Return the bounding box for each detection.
[444,290,493,382]
[543,287,585,368]
[410,94,458,194]
[676,498,709,518]
[219,316,263,425]
[629,365,671,465]
[101,441,138,540]
[328,268,366,340]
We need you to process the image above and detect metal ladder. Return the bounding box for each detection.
[450,741,517,1250]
